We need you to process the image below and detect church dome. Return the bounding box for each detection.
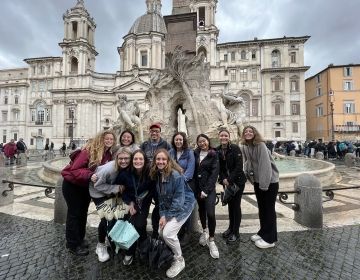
[128,12,167,35]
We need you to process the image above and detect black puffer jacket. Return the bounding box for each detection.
[194,148,219,195]
[217,143,247,186]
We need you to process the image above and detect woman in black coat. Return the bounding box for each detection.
[194,134,220,259]
[217,128,246,243]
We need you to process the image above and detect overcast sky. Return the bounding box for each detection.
[0,0,359,78]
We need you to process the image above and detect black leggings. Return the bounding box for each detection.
[227,184,245,235]
[254,182,279,243]
[62,180,91,249]
[197,190,217,238]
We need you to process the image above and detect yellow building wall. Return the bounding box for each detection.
[306,65,360,141]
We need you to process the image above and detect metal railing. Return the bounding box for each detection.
[215,185,360,209]
[1,179,55,199]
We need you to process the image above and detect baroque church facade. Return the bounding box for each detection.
[0,0,309,149]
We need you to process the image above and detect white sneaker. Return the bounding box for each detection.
[199,230,208,247]
[255,238,275,249]
[166,256,185,278]
[96,242,110,262]
[207,240,219,259]
[250,234,262,242]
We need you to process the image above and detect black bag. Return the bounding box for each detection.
[220,183,240,206]
[139,236,174,269]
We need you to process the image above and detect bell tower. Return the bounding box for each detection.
[59,0,98,76]
[189,0,219,66]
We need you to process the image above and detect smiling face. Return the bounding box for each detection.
[174,134,184,150]
[150,128,161,142]
[155,151,168,171]
[117,152,131,169]
[104,133,115,149]
[132,151,145,171]
[121,132,133,146]
[197,136,209,151]
[243,127,255,141]
[219,131,230,146]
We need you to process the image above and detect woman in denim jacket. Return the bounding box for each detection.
[150,148,195,279]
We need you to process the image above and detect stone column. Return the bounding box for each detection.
[294,173,323,228]
[54,178,67,224]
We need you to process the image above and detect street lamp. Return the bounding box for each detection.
[329,89,335,141]
[68,100,77,146]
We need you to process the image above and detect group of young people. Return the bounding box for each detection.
[61,123,279,278]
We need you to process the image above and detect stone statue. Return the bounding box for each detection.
[113,95,143,142]
[216,91,247,138]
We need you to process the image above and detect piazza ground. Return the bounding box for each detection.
[0,159,360,279]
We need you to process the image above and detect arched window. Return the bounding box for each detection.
[36,103,45,124]
[197,47,207,62]
[14,96,19,104]
[70,57,78,74]
[271,50,281,67]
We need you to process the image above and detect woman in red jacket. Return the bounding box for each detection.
[61,130,116,256]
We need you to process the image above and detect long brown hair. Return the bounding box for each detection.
[84,130,116,168]
[149,149,183,180]
[240,125,265,145]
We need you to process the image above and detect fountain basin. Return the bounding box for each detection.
[40,156,338,191]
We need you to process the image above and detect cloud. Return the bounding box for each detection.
[0,0,359,77]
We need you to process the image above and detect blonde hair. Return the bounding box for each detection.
[84,130,116,168]
[149,149,183,180]
[240,125,265,145]
[114,147,132,171]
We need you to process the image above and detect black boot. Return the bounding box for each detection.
[222,228,232,239]
[226,233,240,244]
[68,246,89,256]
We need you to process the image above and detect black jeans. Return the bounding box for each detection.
[127,196,152,256]
[254,182,279,243]
[227,183,245,235]
[151,194,160,238]
[62,179,91,249]
[197,190,217,238]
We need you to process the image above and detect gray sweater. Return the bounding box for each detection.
[240,142,279,191]
[89,160,120,198]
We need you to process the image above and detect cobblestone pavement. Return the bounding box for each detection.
[1,159,360,279]
[0,213,359,280]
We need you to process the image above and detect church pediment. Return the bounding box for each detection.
[113,78,149,92]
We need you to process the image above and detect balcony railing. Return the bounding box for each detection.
[334,125,360,132]
[35,121,43,125]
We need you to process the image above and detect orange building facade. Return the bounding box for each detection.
[305,64,360,141]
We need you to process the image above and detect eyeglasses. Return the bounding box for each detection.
[118,157,131,161]
[150,130,160,133]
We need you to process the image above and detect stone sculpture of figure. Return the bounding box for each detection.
[114,95,143,142]
[219,91,247,138]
